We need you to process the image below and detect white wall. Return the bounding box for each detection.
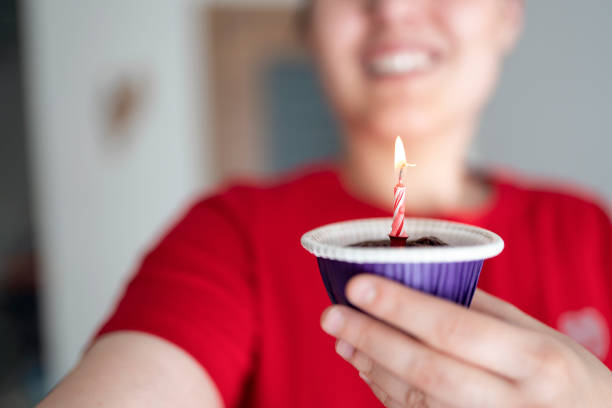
[22,0,305,390]
[474,0,612,204]
[23,0,213,387]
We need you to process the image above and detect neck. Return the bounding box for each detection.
[339,122,488,215]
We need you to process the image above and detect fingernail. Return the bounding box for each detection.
[335,340,354,359]
[359,371,371,384]
[321,308,345,335]
[349,279,376,305]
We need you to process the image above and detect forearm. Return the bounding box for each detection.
[37,332,223,408]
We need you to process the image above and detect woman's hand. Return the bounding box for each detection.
[320,275,612,408]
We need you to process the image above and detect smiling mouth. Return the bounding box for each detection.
[366,50,436,77]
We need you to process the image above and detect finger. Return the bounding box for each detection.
[322,306,519,408]
[367,381,451,408]
[338,341,455,408]
[471,290,558,335]
[366,379,454,408]
[367,381,406,408]
[344,275,540,379]
[474,290,603,364]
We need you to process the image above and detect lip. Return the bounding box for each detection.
[365,42,441,59]
[363,42,444,80]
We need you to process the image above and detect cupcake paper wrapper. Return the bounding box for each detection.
[318,258,483,307]
[302,218,503,307]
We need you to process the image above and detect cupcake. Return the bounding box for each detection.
[301,217,504,307]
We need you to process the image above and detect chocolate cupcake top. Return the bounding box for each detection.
[350,236,448,248]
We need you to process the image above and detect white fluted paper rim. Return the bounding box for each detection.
[301,218,504,263]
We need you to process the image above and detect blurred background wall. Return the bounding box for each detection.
[0,0,608,405]
[475,1,612,197]
[21,0,214,393]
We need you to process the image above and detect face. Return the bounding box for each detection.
[309,0,522,139]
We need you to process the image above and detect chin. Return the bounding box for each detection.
[361,108,441,140]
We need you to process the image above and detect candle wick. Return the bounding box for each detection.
[397,161,415,185]
[399,164,405,185]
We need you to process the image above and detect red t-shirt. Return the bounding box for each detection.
[97,165,612,408]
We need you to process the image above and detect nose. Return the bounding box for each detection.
[368,0,428,26]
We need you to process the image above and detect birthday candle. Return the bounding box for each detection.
[391,182,407,237]
[390,136,415,239]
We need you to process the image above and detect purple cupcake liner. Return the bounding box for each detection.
[317,258,483,308]
[302,218,503,309]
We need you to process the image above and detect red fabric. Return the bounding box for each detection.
[97,165,612,408]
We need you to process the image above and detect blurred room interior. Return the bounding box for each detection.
[1,0,611,406]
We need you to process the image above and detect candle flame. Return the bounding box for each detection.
[394,136,416,170]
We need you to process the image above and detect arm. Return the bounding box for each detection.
[37,332,223,408]
[39,190,259,407]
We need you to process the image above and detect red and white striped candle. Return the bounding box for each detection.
[390,182,407,238]
[390,137,415,241]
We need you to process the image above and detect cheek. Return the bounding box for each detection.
[440,0,502,41]
[438,1,506,114]
[312,3,368,114]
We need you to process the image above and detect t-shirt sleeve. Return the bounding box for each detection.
[581,200,612,285]
[96,187,258,408]
[577,200,612,367]
[595,204,612,271]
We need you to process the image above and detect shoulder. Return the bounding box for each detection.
[143,167,335,268]
[194,163,338,211]
[177,163,338,232]
[495,170,611,234]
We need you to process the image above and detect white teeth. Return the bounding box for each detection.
[369,52,432,76]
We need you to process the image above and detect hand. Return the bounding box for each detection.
[320,275,612,408]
